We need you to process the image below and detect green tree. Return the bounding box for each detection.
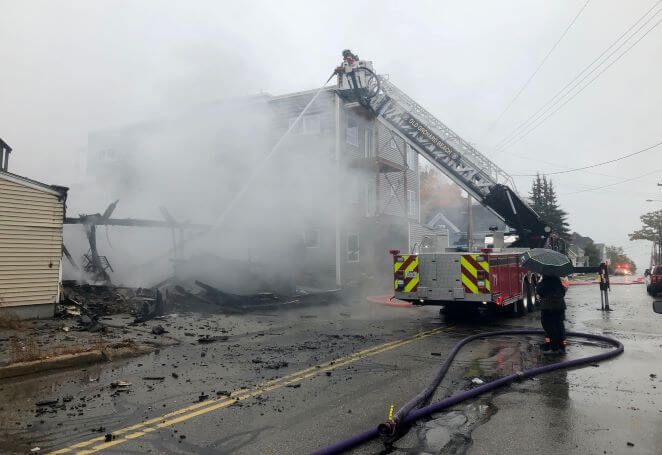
[605,245,637,274]
[628,209,662,263]
[529,174,571,241]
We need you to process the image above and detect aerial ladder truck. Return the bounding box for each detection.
[335,52,556,316]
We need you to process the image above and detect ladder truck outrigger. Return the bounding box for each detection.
[335,50,562,316]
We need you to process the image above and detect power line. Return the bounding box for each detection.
[559,168,662,195]
[492,1,662,151]
[503,148,625,179]
[494,1,662,150]
[512,140,662,177]
[479,0,591,141]
[497,14,662,151]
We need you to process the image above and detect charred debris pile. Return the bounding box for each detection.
[61,201,341,325]
[59,259,341,329]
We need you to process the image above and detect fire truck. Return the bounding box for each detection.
[391,248,537,315]
[335,52,553,315]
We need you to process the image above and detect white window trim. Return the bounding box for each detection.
[350,177,360,205]
[407,144,417,170]
[346,126,359,147]
[364,129,373,158]
[364,182,374,217]
[347,232,360,263]
[290,114,321,135]
[408,190,416,217]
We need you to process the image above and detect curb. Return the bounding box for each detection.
[0,345,154,380]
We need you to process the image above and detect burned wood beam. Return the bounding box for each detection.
[65,217,209,229]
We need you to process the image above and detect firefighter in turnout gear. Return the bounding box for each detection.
[599,262,611,311]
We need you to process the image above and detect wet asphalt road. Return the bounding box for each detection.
[1,278,660,454]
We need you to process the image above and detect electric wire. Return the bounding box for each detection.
[497,14,662,152]
[511,140,662,177]
[480,0,591,141]
[492,1,662,152]
[559,168,662,195]
[494,0,662,150]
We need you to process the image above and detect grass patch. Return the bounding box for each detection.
[8,334,110,364]
[0,313,24,330]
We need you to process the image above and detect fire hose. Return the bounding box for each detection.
[311,329,623,455]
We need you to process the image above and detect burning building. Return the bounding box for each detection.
[75,87,436,291]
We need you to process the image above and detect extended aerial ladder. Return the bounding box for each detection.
[335,56,551,248]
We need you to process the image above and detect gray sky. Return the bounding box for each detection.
[1,0,660,268]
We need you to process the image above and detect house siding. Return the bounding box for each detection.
[0,174,64,309]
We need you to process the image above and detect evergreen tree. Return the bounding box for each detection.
[529,174,571,241]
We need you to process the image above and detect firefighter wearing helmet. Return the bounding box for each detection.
[342,49,359,65]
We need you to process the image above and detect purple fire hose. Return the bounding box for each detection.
[311,329,623,455]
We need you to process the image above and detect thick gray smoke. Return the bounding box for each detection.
[63,87,373,294]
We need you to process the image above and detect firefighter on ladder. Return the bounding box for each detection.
[599,262,611,311]
[334,49,360,75]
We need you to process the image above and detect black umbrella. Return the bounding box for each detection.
[520,248,574,277]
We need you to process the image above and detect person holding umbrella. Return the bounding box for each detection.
[536,275,567,354]
[520,248,573,355]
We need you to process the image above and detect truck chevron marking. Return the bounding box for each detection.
[461,254,490,294]
[393,255,419,292]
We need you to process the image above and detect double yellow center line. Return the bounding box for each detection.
[51,326,446,454]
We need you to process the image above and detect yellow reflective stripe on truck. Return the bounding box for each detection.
[393,255,419,292]
[460,254,490,294]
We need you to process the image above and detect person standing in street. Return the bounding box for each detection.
[598,262,611,311]
[536,274,567,355]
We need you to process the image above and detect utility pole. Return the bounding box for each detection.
[467,195,473,251]
[334,93,343,287]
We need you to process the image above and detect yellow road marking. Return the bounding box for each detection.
[50,326,446,454]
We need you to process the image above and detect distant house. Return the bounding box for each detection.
[427,205,507,247]
[594,243,606,263]
[567,245,588,268]
[0,170,68,318]
[570,232,606,265]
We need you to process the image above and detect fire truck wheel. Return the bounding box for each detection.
[515,294,526,316]
[525,282,535,312]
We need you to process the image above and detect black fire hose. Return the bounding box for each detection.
[311,329,623,455]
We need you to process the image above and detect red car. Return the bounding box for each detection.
[645,265,662,296]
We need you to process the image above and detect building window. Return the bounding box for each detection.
[290,114,320,135]
[102,149,117,163]
[288,117,304,135]
[350,177,360,205]
[365,183,375,216]
[303,229,320,248]
[347,233,360,262]
[408,190,416,217]
[364,129,373,158]
[346,118,359,146]
[303,114,321,134]
[406,144,417,170]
